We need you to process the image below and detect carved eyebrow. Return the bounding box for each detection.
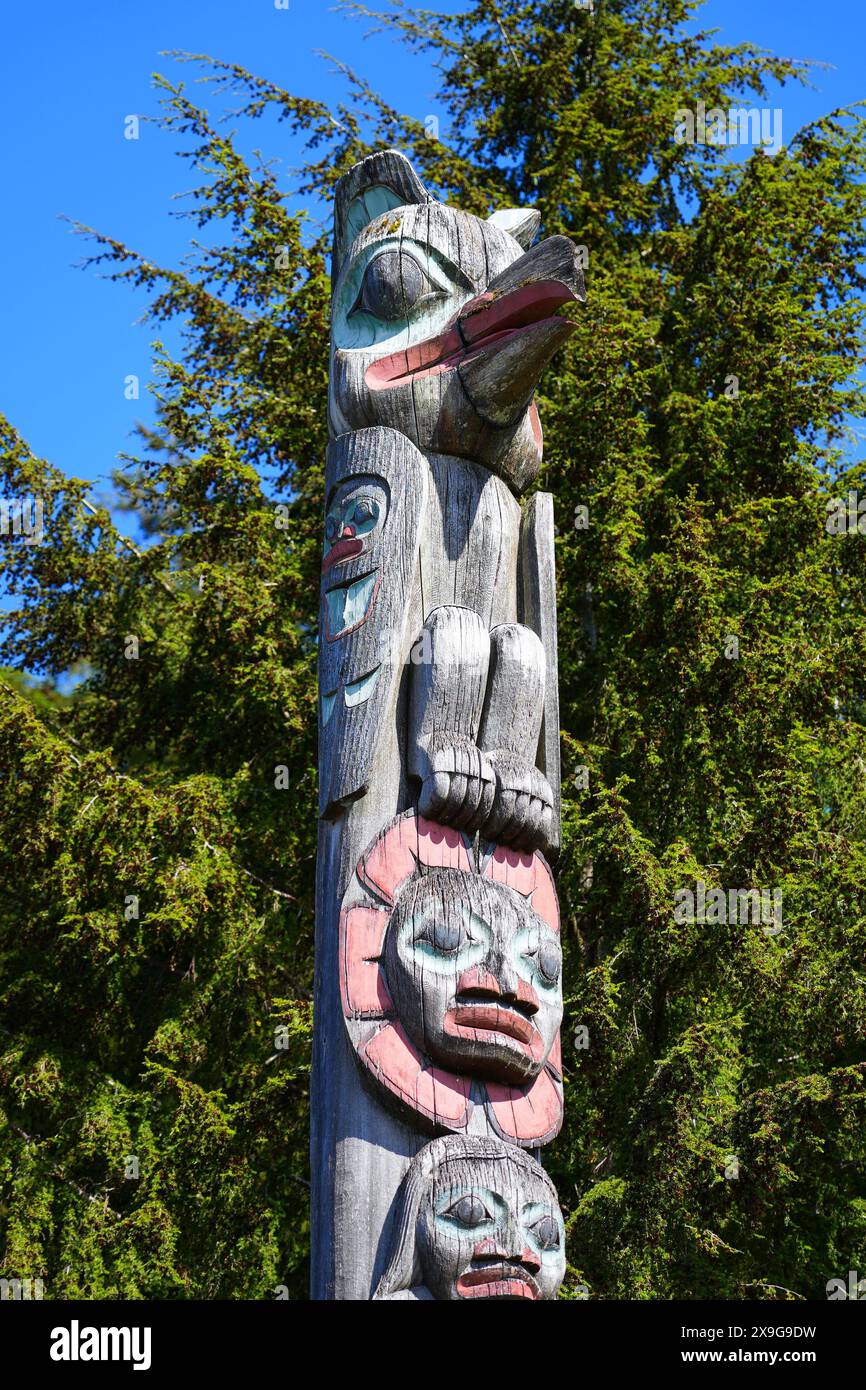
[339,232,474,300]
[324,473,389,511]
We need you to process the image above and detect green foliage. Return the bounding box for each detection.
[2,0,866,1298]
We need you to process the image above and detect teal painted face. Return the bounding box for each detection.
[417,1154,565,1301]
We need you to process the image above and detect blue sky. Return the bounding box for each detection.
[1,0,864,506]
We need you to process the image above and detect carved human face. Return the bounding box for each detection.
[322,475,389,578]
[417,1154,565,1301]
[383,870,562,1085]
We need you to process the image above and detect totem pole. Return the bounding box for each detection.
[312,150,585,1300]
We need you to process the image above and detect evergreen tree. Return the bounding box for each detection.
[2,0,865,1298]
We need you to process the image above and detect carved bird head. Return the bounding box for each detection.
[330,151,585,492]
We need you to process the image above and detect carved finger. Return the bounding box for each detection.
[537,802,555,852]
[418,771,452,820]
[451,773,486,829]
[514,794,545,851]
[464,772,496,834]
[499,789,533,845]
[484,786,518,843]
[442,772,471,822]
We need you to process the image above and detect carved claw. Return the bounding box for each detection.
[415,736,496,830]
[481,752,554,853]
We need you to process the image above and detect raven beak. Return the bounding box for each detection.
[364,233,585,427]
[455,236,585,426]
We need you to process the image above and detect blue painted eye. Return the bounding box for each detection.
[349,498,380,532]
[352,250,441,323]
[415,915,462,954]
[530,1214,560,1250]
[325,514,340,543]
[446,1195,491,1227]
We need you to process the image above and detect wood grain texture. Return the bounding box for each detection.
[339,809,564,1143]
[518,492,562,855]
[318,427,427,817]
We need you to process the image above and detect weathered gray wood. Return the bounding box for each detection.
[313,149,582,1300]
[408,605,494,829]
[519,492,562,854]
[318,427,427,817]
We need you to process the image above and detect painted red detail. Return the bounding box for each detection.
[343,811,564,1145]
[487,1064,563,1145]
[446,966,543,1054]
[445,1003,537,1048]
[456,1263,540,1299]
[483,844,560,934]
[365,280,576,391]
[339,906,392,1018]
[357,812,472,907]
[362,1022,472,1128]
[529,400,543,453]
[322,537,364,573]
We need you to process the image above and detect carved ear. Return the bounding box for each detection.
[488,207,541,249]
[333,149,430,280]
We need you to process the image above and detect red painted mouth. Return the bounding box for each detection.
[365,280,577,391]
[447,1002,537,1046]
[457,1264,540,1300]
[322,537,365,573]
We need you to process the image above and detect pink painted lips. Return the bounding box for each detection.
[322,536,365,573]
[449,1002,535,1045]
[456,1262,540,1300]
[365,279,578,391]
[444,966,544,1059]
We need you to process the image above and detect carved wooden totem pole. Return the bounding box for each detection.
[312,150,585,1300]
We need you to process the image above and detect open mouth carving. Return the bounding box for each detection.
[365,278,578,391]
[456,1262,540,1300]
[449,998,537,1045]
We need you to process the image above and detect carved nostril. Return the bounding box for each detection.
[502,987,538,1017]
[455,967,539,1018]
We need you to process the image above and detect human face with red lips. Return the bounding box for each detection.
[322,476,388,576]
[418,1156,565,1301]
[383,869,562,1086]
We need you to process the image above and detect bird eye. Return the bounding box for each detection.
[325,515,340,543]
[446,1195,491,1227]
[530,1214,561,1251]
[352,250,440,323]
[415,914,463,954]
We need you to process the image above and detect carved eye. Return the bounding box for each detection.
[353,250,440,322]
[536,938,561,986]
[530,1214,561,1251]
[415,915,462,954]
[446,1195,491,1227]
[348,497,380,533]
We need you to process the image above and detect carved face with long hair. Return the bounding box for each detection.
[374,1135,565,1301]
